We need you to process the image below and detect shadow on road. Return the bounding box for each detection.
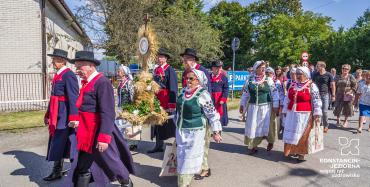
[133,140,167,160]
[262,167,324,186]
[222,127,244,135]
[210,141,302,164]
[3,150,60,187]
[133,162,176,187]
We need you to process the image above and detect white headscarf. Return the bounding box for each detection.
[265,67,275,75]
[119,65,133,80]
[190,68,208,88]
[290,67,297,74]
[253,60,265,72]
[297,66,311,79]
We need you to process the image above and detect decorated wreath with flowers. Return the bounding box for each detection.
[118,20,168,126]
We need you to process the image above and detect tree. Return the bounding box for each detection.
[248,0,302,23]
[208,1,254,69]
[255,12,333,67]
[310,9,370,70]
[77,0,222,68]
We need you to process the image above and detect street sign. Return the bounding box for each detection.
[227,71,249,91]
[232,37,240,51]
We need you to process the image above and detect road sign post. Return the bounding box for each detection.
[231,37,240,101]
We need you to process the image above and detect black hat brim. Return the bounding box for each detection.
[47,54,69,60]
[158,53,171,59]
[70,58,101,66]
[180,53,199,61]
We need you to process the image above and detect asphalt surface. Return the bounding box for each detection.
[1,110,370,187]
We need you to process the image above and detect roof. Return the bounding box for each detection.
[48,0,91,45]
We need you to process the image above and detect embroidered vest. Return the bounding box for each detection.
[287,82,312,112]
[176,88,206,129]
[248,77,271,105]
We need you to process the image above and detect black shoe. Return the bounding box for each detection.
[43,171,62,181]
[194,169,211,180]
[147,147,164,154]
[267,143,274,151]
[120,178,133,187]
[248,148,258,155]
[43,160,63,181]
[129,145,138,151]
[75,173,91,187]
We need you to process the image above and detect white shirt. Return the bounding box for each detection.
[87,71,99,83]
[56,66,68,75]
[357,80,370,106]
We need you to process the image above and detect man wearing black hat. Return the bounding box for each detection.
[65,51,134,187]
[148,48,178,153]
[209,60,229,127]
[181,48,212,93]
[43,49,79,181]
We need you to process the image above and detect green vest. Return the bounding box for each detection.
[248,78,271,105]
[176,88,206,129]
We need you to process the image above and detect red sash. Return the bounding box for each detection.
[47,68,70,137]
[76,73,103,153]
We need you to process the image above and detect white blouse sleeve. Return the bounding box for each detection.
[282,93,290,114]
[128,80,135,102]
[275,80,285,106]
[240,81,250,108]
[199,91,222,132]
[267,78,280,108]
[311,83,322,116]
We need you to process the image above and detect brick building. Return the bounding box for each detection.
[0,0,90,111]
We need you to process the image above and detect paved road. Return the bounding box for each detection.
[1,110,369,187]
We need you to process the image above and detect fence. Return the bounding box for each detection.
[0,73,50,112]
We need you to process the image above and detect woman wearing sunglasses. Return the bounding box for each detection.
[176,69,222,187]
[333,64,357,127]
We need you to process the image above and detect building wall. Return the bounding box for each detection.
[0,0,88,111]
[45,0,85,73]
[0,0,42,73]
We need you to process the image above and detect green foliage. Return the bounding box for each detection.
[208,1,254,69]
[77,0,368,71]
[122,99,162,116]
[255,12,333,67]
[103,0,222,68]
[310,9,370,70]
[248,0,302,22]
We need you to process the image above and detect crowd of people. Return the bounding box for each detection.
[43,47,370,187]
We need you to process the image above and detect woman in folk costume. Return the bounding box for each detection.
[43,49,79,181]
[65,51,134,187]
[149,48,178,153]
[239,61,280,154]
[210,60,229,126]
[116,65,141,151]
[180,48,213,180]
[282,66,322,162]
[176,69,222,187]
[265,67,285,140]
[117,65,134,107]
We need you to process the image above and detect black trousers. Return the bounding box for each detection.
[75,151,94,174]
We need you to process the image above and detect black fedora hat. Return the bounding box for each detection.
[180,48,199,61]
[158,48,172,59]
[70,51,100,66]
[211,60,223,67]
[47,49,69,60]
